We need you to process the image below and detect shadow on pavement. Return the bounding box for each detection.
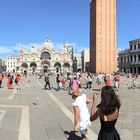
[127,86,136,90]
[64,131,81,140]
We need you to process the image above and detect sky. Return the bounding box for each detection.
[0,0,140,58]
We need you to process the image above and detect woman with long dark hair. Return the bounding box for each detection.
[90,86,121,140]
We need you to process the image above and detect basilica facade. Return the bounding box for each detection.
[17,39,73,73]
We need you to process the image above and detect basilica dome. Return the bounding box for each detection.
[30,46,37,54]
[42,39,54,51]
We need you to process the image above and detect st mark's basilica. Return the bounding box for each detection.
[17,39,73,73]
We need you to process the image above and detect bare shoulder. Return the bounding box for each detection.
[107,108,120,121]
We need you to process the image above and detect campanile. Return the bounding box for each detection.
[90,0,117,73]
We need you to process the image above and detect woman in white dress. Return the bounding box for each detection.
[72,89,91,140]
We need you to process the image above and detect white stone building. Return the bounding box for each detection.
[6,56,19,73]
[81,49,90,72]
[118,38,140,74]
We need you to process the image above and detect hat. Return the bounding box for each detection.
[72,89,80,98]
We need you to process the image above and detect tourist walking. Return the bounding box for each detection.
[7,74,13,89]
[0,74,3,88]
[86,75,92,89]
[44,74,50,90]
[78,75,82,89]
[96,73,104,91]
[71,76,78,92]
[114,74,120,91]
[131,73,136,87]
[90,86,121,140]
[56,74,60,91]
[135,73,138,80]
[104,74,111,87]
[15,74,22,90]
[72,89,91,140]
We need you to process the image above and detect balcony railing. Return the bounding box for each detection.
[119,61,140,65]
[118,49,130,54]
[130,49,140,53]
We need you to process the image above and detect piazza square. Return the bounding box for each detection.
[0,0,140,140]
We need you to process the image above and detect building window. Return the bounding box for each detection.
[127,56,129,62]
[138,54,140,61]
[120,57,123,63]
[134,55,136,62]
[130,45,132,50]
[130,67,133,73]
[134,44,136,50]
[130,55,133,62]
[124,57,126,63]
[138,44,140,49]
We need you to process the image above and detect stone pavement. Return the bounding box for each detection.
[0,75,140,140]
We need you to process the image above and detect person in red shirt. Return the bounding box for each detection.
[104,74,111,87]
[7,74,13,89]
[135,73,138,80]
[0,74,3,88]
[15,74,21,90]
[114,74,120,91]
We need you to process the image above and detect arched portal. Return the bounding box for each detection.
[63,62,70,68]
[54,62,61,73]
[30,62,37,73]
[21,63,28,69]
[63,62,70,72]
[41,60,50,72]
[30,62,37,68]
[40,52,51,60]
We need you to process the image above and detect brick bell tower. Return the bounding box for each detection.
[90,0,117,73]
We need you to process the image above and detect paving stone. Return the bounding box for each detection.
[121,129,133,140]
[134,129,140,136]
[134,136,140,140]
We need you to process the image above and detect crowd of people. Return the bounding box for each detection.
[0,71,139,140]
[0,71,138,92]
[42,71,139,93]
[0,72,28,90]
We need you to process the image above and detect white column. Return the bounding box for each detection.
[136,54,138,62]
[136,67,138,73]
[136,44,137,50]
[133,55,135,62]
[129,56,131,62]
[122,57,124,63]
[132,45,134,50]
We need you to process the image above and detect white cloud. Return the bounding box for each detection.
[0,46,13,53]
[0,42,89,58]
[15,43,41,50]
